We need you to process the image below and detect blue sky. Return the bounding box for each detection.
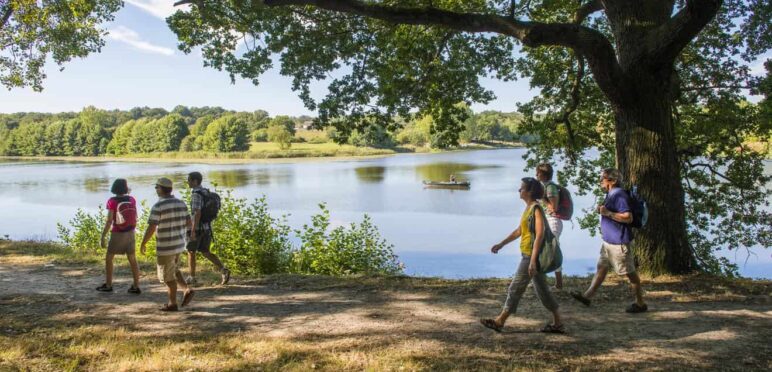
[0,1,767,116]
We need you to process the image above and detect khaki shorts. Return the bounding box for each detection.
[107,231,135,255]
[598,241,636,275]
[156,254,180,283]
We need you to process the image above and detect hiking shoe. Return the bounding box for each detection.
[625,303,648,313]
[96,283,113,292]
[570,291,591,306]
[128,285,141,294]
[185,276,197,285]
[220,268,231,285]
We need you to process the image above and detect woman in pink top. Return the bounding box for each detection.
[97,178,141,293]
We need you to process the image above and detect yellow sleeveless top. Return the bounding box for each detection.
[519,204,537,255]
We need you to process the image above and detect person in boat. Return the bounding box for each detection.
[97,178,141,294]
[480,177,564,333]
[449,174,457,183]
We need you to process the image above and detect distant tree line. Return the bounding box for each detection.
[0,105,525,156]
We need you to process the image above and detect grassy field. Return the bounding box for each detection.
[0,240,770,371]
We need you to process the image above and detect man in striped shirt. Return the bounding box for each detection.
[140,177,195,311]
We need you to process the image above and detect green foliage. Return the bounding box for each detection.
[291,204,402,276]
[202,115,250,152]
[347,124,395,148]
[268,115,297,136]
[57,191,401,277]
[57,207,106,255]
[251,128,268,142]
[0,0,123,91]
[207,191,294,275]
[267,124,293,149]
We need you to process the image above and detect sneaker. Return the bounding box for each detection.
[96,283,113,292]
[128,285,142,294]
[625,303,648,313]
[570,291,591,306]
[220,268,231,285]
[185,276,197,285]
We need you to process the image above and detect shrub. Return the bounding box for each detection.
[57,207,106,254]
[291,204,402,276]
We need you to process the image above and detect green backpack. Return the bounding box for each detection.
[527,204,563,273]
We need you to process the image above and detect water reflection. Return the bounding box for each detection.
[354,166,386,183]
[208,169,251,188]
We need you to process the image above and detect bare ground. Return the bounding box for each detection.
[0,241,770,371]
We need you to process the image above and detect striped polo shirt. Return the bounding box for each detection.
[148,196,190,256]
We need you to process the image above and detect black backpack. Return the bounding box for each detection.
[195,188,221,223]
[626,185,648,228]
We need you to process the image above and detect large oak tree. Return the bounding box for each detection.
[168,0,770,275]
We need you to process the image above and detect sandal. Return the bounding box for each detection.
[127,285,141,294]
[160,304,178,312]
[479,318,503,333]
[181,289,195,307]
[96,283,113,292]
[540,323,565,334]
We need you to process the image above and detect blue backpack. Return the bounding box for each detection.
[626,185,648,228]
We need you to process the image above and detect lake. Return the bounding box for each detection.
[1,149,769,279]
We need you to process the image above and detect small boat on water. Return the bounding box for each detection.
[423,180,471,189]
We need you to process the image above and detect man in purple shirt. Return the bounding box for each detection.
[571,168,648,313]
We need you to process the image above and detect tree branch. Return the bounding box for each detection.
[573,0,602,24]
[0,6,12,30]
[262,0,626,103]
[645,0,722,65]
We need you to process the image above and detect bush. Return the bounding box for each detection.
[251,128,268,142]
[291,204,402,276]
[57,207,106,254]
[209,191,294,275]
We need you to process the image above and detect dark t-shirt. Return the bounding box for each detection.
[601,188,633,245]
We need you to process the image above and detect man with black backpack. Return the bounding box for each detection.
[570,168,648,313]
[185,172,230,285]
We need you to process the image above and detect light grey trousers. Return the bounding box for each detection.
[503,254,559,313]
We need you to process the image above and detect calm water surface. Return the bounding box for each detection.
[1,149,769,279]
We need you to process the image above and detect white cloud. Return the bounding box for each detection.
[108,26,175,56]
[125,0,189,19]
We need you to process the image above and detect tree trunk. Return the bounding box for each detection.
[613,74,696,275]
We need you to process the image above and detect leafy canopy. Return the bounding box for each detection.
[0,0,123,91]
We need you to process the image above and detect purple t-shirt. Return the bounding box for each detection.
[601,188,633,245]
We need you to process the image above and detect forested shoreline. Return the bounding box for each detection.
[0,105,526,157]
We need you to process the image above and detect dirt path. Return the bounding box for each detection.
[1,251,770,371]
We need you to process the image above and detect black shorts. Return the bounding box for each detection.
[186,229,212,253]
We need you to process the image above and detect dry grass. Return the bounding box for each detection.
[1,240,770,371]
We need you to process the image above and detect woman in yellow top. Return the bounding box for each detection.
[480,177,564,333]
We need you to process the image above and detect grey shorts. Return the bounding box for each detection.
[186,229,212,253]
[598,241,636,275]
[107,231,136,255]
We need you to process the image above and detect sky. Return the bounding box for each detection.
[0,1,767,116]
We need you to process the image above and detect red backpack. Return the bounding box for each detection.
[548,182,574,221]
[112,196,137,232]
